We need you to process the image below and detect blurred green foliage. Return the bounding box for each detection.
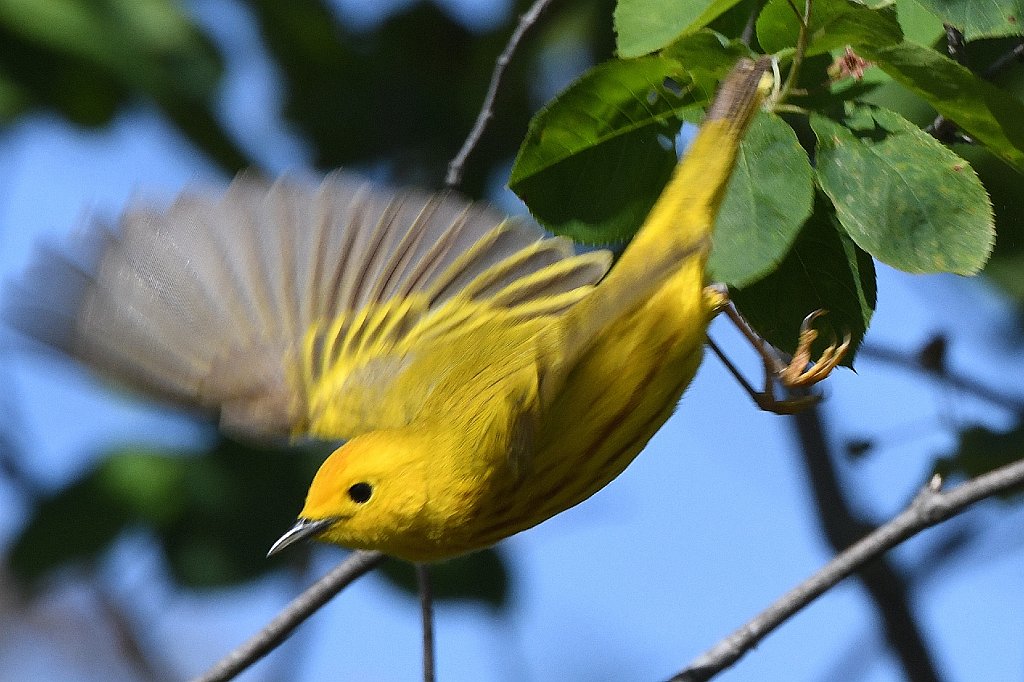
[11,438,325,588]
[3,0,1024,623]
[0,0,247,169]
[0,0,624,610]
[381,551,511,609]
[936,425,1024,499]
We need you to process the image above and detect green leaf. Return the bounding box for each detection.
[0,0,248,170]
[0,0,220,99]
[983,252,1024,302]
[379,549,511,609]
[0,69,28,120]
[756,0,903,57]
[97,450,188,525]
[912,0,1024,39]
[894,0,946,45]
[861,41,1024,173]
[8,437,328,590]
[812,104,994,274]
[614,0,746,58]
[709,111,814,286]
[731,193,876,363]
[935,425,1024,499]
[952,144,1024,302]
[510,55,713,244]
[159,438,325,588]
[8,472,132,585]
[660,29,753,76]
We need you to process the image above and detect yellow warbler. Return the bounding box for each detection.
[15,58,772,562]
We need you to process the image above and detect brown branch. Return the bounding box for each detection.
[94,579,176,682]
[444,0,556,188]
[190,551,385,682]
[926,25,1024,144]
[790,408,941,682]
[859,342,1024,414]
[739,0,766,47]
[928,24,969,143]
[669,451,1024,681]
[416,563,435,682]
[984,41,1024,78]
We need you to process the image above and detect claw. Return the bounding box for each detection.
[710,301,850,416]
[778,310,851,389]
[702,283,731,315]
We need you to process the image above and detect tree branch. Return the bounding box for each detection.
[791,408,941,682]
[739,0,766,47]
[928,24,970,143]
[416,563,435,682]
[191,550,385,682]
[859,341,1024,414]
[669,453,1024,681]
[444,0,556,188]
[94,577,176,682]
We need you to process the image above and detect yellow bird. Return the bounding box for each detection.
[13,58,821,562]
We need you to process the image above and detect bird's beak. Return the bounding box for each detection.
[267,517,336,558]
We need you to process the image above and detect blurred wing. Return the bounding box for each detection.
[9,172,609,439]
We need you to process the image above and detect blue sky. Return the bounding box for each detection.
[1,1,1023,681]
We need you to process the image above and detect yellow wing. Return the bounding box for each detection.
[9,172,609,439]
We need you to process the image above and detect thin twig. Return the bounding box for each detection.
[739,0,765,47]
[707,338,762,402]
[94,578,175,681]
[444,0,556,188]
[983,41,1024,78]
[669,457,1024,681]
[859,343,1024,414]
[191,551,386,682]
[790,408,941,682]
[416,564,435,682]
[776,0,812,105]
[928,24,969,142]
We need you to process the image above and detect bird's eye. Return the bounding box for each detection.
[347,482,373,504]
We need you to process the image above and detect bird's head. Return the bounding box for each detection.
[268,431,431,559]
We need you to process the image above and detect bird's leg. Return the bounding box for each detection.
[776,309,851,388]
[704,284,850,415]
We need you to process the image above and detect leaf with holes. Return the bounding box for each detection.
[813,104,994,274]
[913,0,1024,39]
[861,41,1024,172]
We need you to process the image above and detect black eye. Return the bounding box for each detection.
[347,482,373,504]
